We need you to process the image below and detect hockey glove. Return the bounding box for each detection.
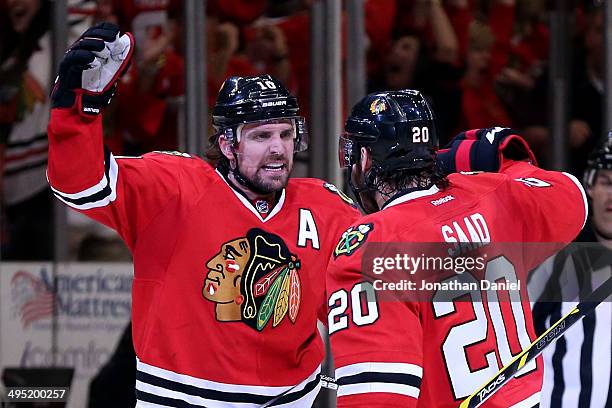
[51,22,134,116]
[437,126,537,173]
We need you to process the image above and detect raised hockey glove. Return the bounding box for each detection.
[51,22,134,116]
[437,126,537,173]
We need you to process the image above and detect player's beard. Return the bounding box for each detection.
[350,163,380,214]
[358,191,380,214]
[240,156,292,194]
[249,170,289,194]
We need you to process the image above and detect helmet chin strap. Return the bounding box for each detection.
[346,170,380,214]
[346,148,380,214]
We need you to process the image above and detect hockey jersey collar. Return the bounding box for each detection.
[383,184,440,210]
[215,169,286,223]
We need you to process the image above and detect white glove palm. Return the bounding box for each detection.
[51,22,134,115]
[82,32,132,93]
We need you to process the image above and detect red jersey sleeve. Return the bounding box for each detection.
[501,160,588,245]
[327,224,423,408]
[47,108,201,250]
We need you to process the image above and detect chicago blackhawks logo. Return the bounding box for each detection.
[369,98,387,114]
[203,228,302,331]
[334,223,374,258]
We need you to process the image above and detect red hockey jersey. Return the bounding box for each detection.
[47,108,361,407]
[326,161,588,408]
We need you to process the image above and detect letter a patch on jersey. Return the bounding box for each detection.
[334,223,373,258]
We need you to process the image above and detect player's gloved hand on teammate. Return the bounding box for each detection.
[51,22,133,116]
[436,126,537,174]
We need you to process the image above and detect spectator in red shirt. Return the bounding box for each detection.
[206,17,258,110]
[371,0,462,143]
[460,19,512,130]
[92,0,184,154]
[243,1,311,119]
[495,0,550,166]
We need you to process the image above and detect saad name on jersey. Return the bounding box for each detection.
[441,212,491,256]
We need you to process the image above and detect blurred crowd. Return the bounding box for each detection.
[0,0,608,261]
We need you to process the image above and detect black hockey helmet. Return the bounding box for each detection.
[212,74,308,152]
[584,132,612,188]
[339,90,438,172]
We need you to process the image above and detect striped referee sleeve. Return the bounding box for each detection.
[335,362,422,399]
[530,244,612,408]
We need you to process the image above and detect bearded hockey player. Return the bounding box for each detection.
[327,90,588,407]
[47,23,360,407]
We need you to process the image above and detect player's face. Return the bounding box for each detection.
[589,170,612,238]
[203,238,250,303]
[235,120,295,194]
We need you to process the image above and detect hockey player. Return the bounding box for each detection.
[47,23,360,407]
[327,90,588,407]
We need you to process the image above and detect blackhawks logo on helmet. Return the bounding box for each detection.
[334,223,373,258]
[202,228,302,331]
[369,98,387,114]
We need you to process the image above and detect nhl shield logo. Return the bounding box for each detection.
[255,200,270,214]
[334,223,374,258]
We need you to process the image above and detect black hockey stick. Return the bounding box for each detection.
[459,274,612,408]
